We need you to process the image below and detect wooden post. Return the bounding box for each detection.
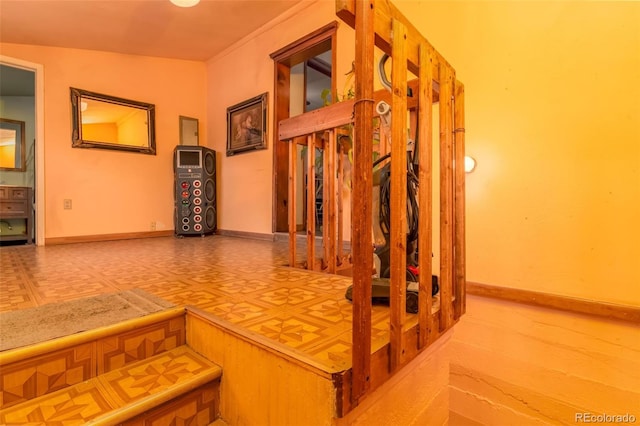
[288,140,297,268]
[389,18,408,370]
[417,42,434,349]
[324,130,338,273]
[351,0,375,403]
[323,135,329,270]
[307,133,317,270]
[337,136,345,263]
[454,81,466,318]
[438,63,455,331]
[274,62,291,233]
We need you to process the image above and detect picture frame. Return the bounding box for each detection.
[226,92,268,156]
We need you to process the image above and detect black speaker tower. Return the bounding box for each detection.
[174,146,217,236]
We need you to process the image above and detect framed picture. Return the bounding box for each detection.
[226,92,268,156]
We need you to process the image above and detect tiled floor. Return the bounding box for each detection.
[0,235,405,371]
[0,345,220,425]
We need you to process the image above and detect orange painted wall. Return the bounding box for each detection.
[204,0,356,235]
[0,43,206,238]
[82,123,117,143]
[393,0,640,306]
[0,145,16,168]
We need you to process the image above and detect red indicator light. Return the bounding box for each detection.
[181,191,189,198]
[181,182,189,189]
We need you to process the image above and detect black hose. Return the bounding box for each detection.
[377,157,419,244]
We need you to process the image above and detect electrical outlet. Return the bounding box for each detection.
[150,221,156,231]
[63,199,72,210]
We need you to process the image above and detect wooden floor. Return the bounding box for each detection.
[0,235,405,371]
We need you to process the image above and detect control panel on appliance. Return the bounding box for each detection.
[178,168,204,233]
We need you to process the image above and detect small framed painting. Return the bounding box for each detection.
[226,92,267,156]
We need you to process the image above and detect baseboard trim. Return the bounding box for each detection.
[466,281,640,324]
[216,229,276,241]
[45,230,174,245]
[273,231,353,251]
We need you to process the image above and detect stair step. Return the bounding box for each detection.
[0,345,222,425]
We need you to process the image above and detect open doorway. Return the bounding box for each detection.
[270,22,337,233]
[0,57,44,245]
[290,52,332,233]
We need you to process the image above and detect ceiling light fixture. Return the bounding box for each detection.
[170,0,200,7]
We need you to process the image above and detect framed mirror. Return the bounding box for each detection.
[0,118,26,171]
[70,87,156,155]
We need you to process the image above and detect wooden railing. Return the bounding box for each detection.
[279,0,466,413]
[280,101,354,273]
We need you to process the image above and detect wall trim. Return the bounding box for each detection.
[216,229,276,241]
[45,230,174,245]
[466,281,640,324]
[1,55,45,246]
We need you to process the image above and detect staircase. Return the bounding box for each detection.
[0,306,224,425]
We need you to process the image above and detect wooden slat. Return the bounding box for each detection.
[325,130,338,273]
[279,100,355,140]
[417,42,434,349]
[288,139,297,268]
[368,312,449,395]
[322,135,329,270]
[337,138,345,262]
[374,78,438,110]
[389,18,409,370]
[438,63,455,331]
[335,0,449,89]
[453,80,466,319]
[307,133,316,270]
[350,0,375,404]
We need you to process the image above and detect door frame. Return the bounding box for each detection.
[270,22,338,233]
[1,55,45,245]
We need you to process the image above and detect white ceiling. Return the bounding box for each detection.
[0,0,308,62]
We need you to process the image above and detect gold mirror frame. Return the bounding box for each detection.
[70,87,156,155]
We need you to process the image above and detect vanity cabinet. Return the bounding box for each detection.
[0,186,33,243]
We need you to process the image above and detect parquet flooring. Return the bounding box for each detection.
[0,235,404,371]
[0,346,220,425]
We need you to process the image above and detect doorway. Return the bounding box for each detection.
[0,57,44,245]
[270,22,337,233]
